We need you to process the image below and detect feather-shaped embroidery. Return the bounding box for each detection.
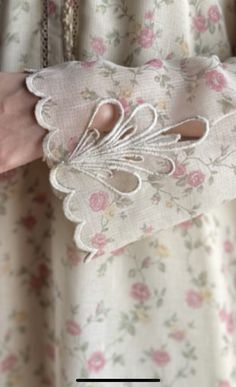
[46,98,210,262]
[58,98,209,196]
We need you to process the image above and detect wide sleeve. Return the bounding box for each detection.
[24,54,236,262]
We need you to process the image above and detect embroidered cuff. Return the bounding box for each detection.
[25,55,236,262]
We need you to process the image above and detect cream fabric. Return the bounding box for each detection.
[25,55,236,262]
[1,1,236,386]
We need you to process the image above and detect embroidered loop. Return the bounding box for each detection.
[26,56,233,263]
[62,98,209,196]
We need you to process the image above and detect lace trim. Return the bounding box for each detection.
[63,99,210,195]
[25,68,211,262]
[41,0,48,68]
[62,0,80,61]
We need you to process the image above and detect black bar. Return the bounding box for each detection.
[76,379,161,382]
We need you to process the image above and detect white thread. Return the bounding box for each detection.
[25,69,211,263]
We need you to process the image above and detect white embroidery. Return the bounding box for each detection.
[25,71,210,263]
[58,98,210,196]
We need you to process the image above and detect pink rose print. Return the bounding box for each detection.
[136,97,145,104]
[21,215,37,230]
[219,381,232,387]
[144,10,155,20]
[87,351,106,373]
[205,69,227,91]
[145,58,163,69]
[146,225,154,233]
[186,289,204,308]
[172,161,186,178]
[187,170,205,187]
[38,263,50,281]
[130,282,151,302]
[226,313,235,334]
[193,15,207,32]
[142,223,154,234]
[223,240,233,253]
[178,219,193,230]
[89,191,109,212]
[219,307,228,321]
[220,308,235,334]
[48,0,56,16]
[152,350,171,367]
[66,320,81,336]
[81,60,98,68]
[0,354,17,372]
[111,247,126,255]
[142,256,152,268]
[91,233,107,249]
[170,330,186,341]
[29,275,44,292]
[166,52,174,60]
[208,5,221,23]
[137,27,155,48]
[91,37,106,55]
[33,192,47,204]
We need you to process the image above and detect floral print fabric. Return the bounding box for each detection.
[25,54,236,262]
[1,1,236,387]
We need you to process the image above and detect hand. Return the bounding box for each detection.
[0,71,119,174]
[0,68,203,175]
[0,71,47,174]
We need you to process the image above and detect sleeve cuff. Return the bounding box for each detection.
[24,55,236,262]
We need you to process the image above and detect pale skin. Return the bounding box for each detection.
[0,71,203,174]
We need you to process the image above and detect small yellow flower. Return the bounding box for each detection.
[187,79,198,92]
[13,310,28,324]
[103,203,117,219]
[202,289,212,301]
[133,22,142,33]
[179,41,189,56]
[165,200,173,208]
[157,244,169,257]
[157,99,167,110]
[219,47,226,58]
[121,88,133,98]
[136,309,150,323]
[9,373,23,385]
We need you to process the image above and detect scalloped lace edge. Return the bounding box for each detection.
[25,71,99,263]
[24,61,236,264]
[24,56,236,262]
[24,70,212,264]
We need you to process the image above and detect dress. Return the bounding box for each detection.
[1,1,236,387]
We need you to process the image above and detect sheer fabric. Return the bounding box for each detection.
[0,1,236,386]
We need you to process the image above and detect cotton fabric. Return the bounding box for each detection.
[1,1,236,387]
[24,53,236,263]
